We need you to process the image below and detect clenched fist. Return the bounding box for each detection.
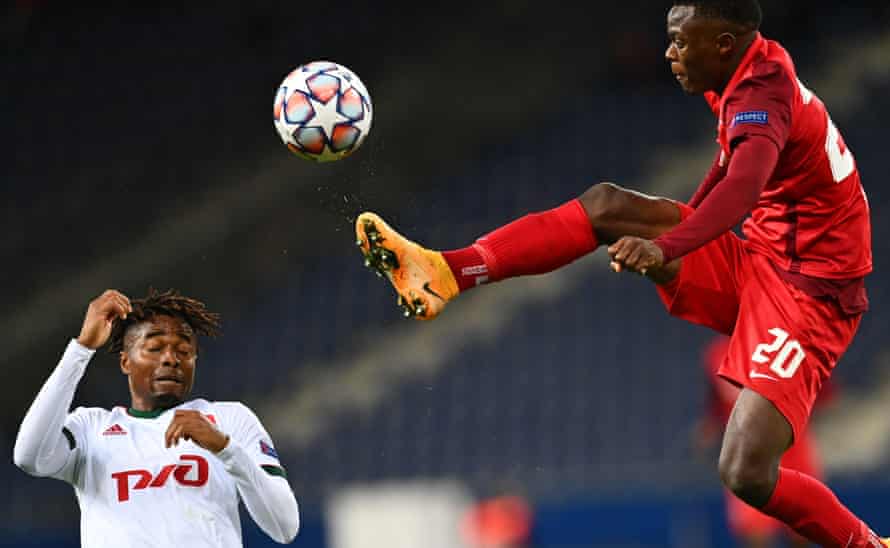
[608,236,666,276]
[77,290,133,350]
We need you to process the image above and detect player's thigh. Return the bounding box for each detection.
[578,182,682,243]
[654,204,748,334]
[718,253,861,444]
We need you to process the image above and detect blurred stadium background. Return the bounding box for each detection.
[3,1,890,546]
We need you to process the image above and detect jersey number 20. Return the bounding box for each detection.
[752,327,806,379]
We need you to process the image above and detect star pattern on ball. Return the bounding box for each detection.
[307,91,352,143]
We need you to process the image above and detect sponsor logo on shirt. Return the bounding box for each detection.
[260,440,279,459]
[102,424,128,436]
[111,454,209,502]
[731,110,769,127]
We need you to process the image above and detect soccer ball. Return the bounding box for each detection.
[273,61,373,162]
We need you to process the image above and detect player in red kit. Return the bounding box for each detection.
[354,1,882,546]
[695,336,830,548]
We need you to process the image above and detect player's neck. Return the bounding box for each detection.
[128,397,183,417]
[716,31,758,95]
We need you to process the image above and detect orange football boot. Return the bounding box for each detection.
[355,212,459,320]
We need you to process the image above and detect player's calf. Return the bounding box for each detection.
[722,390,885,547]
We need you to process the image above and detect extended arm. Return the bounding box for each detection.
[13,340,92,479]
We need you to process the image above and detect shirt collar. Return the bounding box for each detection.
[127,403,179,418]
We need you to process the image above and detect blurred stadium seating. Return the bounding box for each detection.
[4,2,890,547]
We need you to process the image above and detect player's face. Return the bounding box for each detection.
[121,315,197,411]
[665,6,725,94]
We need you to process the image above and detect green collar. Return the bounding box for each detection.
[127,406,173,419]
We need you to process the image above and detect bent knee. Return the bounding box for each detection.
[578,182,623,222]
[718,449,778,506]
[577,182,680,242]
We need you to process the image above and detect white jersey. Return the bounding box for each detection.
[13,340,299,547]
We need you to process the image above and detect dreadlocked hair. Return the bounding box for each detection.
[108,288,221,353]
[673,0,762,31]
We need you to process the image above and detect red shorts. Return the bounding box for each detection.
[657,204,861,441]
[725,427,823,537]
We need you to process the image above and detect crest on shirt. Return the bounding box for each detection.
[731,110,769,127]
[259,440,279,459]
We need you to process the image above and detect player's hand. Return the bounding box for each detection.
[165,410,230,453]
[77,289,133,349]
[607,236,665,275]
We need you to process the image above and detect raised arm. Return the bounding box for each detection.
[13,290,131,479]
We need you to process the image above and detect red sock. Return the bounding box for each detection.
[441,245,489,291]
[762,467,881,547]
[442,199,598,292]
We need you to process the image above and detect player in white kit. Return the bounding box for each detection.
[13,289,300,547]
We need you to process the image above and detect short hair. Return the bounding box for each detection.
[673,0,763,31]
[108,288,221,353]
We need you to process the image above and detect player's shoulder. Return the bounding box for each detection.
[741,55,795,92]
[201,400,261,422]
[751,40,796,89]
[750,59,789,80]
[732,59,796,105]
[68,405,115,423]
[205,399,255,412]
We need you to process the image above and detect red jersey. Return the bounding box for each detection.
[704,33,872,280]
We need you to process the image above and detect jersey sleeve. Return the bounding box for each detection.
[654,136,779,263]
[13,340,98,485]
[724,61,794,150]
[688,148,728,208]
[214,402,300,543]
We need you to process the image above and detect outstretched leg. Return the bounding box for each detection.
[356,182,681,319]
[720,389,885,547]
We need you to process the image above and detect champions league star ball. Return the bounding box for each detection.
[273,61,373,162]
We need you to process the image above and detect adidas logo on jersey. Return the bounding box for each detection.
[102,424,127,436]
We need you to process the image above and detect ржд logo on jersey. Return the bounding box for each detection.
[111,454,208,502]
